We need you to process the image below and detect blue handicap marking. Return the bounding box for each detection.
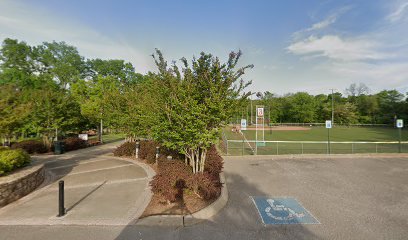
[251,197,319,225]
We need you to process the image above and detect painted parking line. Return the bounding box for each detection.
[251,196,319,225]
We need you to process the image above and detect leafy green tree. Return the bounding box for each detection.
[356,95,379,123]
[314,94,330,122]
[34,41,85,89]
[0,85,30,144]
[106,77,158,139]
[151,50,252,173]
[85,59,143,86]
[376,90,405,123]
[71,76,120,143]
[28,87,84,148]
[287,92,316,123]
[0,38,36,88]
[334,102,359,125]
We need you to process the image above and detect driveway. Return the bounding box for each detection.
[0,141,153,225]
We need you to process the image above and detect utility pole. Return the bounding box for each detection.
[330,89,335,125]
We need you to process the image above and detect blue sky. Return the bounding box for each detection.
[0,0,407,95]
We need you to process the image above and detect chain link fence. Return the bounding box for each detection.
[224,140,408,155]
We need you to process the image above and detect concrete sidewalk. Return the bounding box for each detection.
[0,141,154,225]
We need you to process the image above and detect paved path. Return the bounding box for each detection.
[1,154,408,239]
[0,141,153,225]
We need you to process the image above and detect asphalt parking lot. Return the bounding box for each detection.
[212,154,408,239]
[1,154,407,240]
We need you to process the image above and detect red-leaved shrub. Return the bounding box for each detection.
[87,139,100,146]
[63,137,87,151]
[113,141,136,157]
[113,140,184,163]
[139,140,159,163]
[11,140,48,154]
[187,172,221,200]
[204,145,224,180]
[150,160,192,202]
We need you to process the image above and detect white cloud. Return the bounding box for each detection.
[293,5,352,39]
[330,61,408,92]
[306,15,337,32]
[283,3,408,95]
[387,1,408,22]
[0,0,154,73]
[287,35,388,61]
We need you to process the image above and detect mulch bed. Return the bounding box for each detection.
[141,192,216,217]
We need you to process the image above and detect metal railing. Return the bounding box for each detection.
[225,140,408,155]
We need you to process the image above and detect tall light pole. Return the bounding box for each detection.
[250,95,253,125]
[330,89,335,125]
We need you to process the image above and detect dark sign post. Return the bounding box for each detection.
[326,120,332,154]
[58,180,65,217]
[397,119,403,153]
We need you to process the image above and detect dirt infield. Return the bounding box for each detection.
[242,126,311,131]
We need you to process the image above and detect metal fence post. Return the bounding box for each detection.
[375,143,378,153]
[226,140,229,155]
[301,142,304,154]
[242,140,244,156]
[352,143,354,154]
[276,142,279,155]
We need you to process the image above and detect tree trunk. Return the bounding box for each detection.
[43,134,51,150]
[185,147,207,174]
[200,149,207,173]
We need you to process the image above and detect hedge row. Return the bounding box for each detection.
[0,149,31,176]
[11,140,48,154]
[63,137,87,151]
[113,140,183,164]
[10,137,89,154]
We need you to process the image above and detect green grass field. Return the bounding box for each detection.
[222,126,408,155]
[88,133,125,143]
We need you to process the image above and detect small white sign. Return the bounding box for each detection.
[257,107,264,117]
[325,120,332,129]
[396,119,403,128]
[241,119,247,130]
[78,133,88,141]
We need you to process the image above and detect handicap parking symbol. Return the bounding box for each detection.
[251,197,319,225]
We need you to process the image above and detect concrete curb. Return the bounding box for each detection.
[136,171,229,226]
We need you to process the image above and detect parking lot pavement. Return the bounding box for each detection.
[209,155,408,239]
[1,154,407,240]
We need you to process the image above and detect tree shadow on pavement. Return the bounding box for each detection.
[114,172,324,240]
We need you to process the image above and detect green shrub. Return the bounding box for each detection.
[0,146,8,152]
[0,149,31,175]
[11,140,48,154]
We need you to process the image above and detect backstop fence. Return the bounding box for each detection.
[224,140,408,155]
